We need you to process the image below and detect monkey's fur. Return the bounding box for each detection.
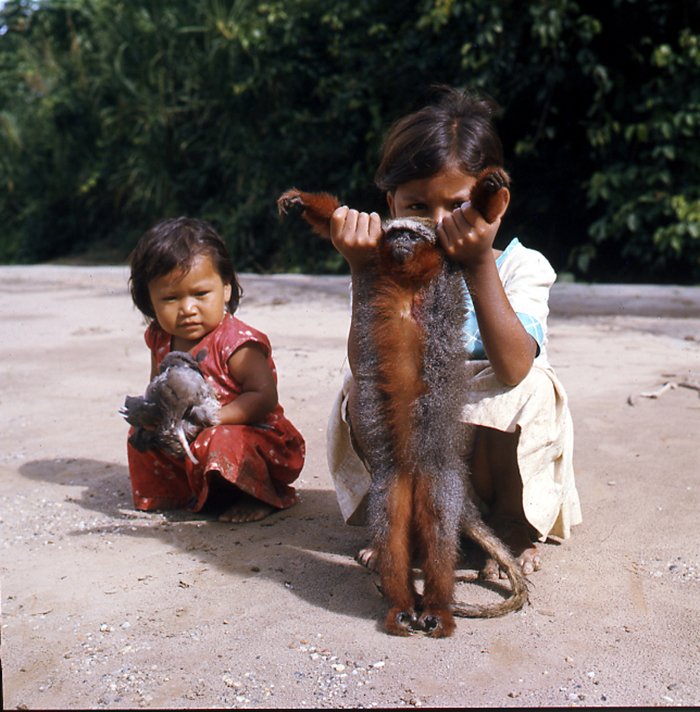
[121,349,220,465]
[278,167,528,637]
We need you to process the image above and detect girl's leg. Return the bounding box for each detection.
[470,426,541,577]
[127,440,193,511]
[188,423,301,522]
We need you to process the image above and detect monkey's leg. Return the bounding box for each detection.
[276,189,340,239]
[412,474,458,638]
[378,472,419,636]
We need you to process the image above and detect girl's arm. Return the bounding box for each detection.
[218,344,278,425]
[329,206,383,373]
[438,203,536,387]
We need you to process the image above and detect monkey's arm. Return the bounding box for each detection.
[278,188,382,270]
[277,189,340,238]
[217,343,279,425]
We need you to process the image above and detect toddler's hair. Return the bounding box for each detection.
[129,216,242,319]
[375,87,504,193]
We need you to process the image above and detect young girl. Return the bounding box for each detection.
[126,217,305,522]
[326,87,582,578]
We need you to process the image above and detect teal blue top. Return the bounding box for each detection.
[463,238,547,360]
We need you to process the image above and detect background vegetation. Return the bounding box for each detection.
[0,0,698,282]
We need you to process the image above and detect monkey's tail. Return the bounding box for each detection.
[451,519,529,618]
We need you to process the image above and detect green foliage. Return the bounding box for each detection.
[0,0,698,281]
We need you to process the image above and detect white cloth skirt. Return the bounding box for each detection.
[326,362,582,540]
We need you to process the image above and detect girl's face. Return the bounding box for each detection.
[148,253,232,349]
[386,165,477,225]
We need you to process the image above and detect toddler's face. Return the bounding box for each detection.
[148,253,232,349]
[387,166,476,225]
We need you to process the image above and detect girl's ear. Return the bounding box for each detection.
[386,191,396,218]
[224,282,232,306]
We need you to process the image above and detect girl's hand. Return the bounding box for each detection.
[436,202,501,270]
[217,344,278,425]
[330,206,382,270]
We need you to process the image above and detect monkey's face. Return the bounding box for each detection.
[380,217,444,283]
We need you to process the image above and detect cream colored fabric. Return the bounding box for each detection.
[460,361,582,540]
[326,365,582,540]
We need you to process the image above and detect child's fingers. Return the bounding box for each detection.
[438,208,474,249]
[438,203,500,264]
[368,212,382,246]
[330,207,381,265]
[355,211,382,248]
[330,206,355,247]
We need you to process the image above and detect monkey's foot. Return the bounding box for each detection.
[418,608,456,638]
[355,546,379,572]
[218,494,275,523]
[384,607,419,636]
[482,515,541,579]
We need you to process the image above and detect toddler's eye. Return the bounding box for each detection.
[195,291,210,297]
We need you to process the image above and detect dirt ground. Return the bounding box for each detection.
[1,265,699,710]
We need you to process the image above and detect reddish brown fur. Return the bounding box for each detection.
[413,474,457,637]
[372,281,425,463]
[382,471,416,636]
[469,167,510,222]
[277,188,339,238]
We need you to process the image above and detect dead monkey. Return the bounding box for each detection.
[277,167,528,637]
[120,349,220,465]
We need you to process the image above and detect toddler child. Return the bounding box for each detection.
[126,216,305,522]
[326,87,582,577]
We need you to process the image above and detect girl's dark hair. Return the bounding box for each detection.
[374,87,504,192]
[128,216,242,319]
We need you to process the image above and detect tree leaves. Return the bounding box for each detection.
[0,0,698,280]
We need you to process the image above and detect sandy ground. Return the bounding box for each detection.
[1,265,699,710]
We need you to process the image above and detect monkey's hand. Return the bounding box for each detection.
[330,206,383,271]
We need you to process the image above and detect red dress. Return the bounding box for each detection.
[126,313,305,512]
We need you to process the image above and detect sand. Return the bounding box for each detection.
[1,265,699,709]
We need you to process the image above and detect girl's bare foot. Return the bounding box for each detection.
[218,494,274,523]
[482,515,541,580]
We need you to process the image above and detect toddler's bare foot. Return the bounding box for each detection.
[218,494,274,523]
[482,515,541,580]
[355,546,379,572]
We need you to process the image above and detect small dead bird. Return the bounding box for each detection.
[120,350,220,464]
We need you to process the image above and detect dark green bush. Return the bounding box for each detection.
[0,0,698,281]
